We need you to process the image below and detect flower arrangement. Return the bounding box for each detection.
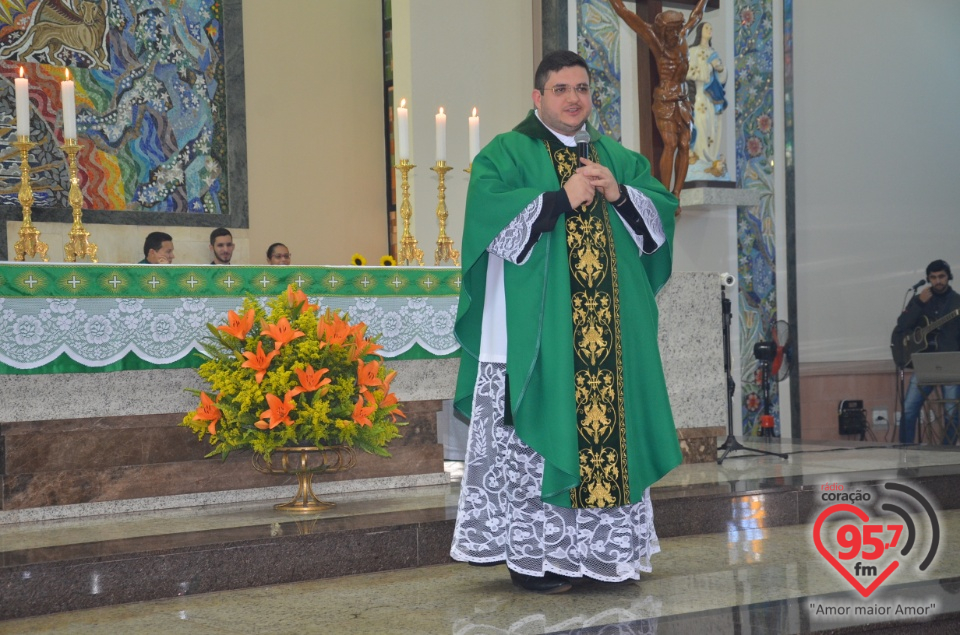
[182,286,405,460]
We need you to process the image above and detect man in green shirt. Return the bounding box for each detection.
[450,51,681,593]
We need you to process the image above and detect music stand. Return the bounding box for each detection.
[912,352,960,443]
[717,285,788,464]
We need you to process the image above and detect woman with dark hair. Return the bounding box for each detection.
[266,243,291,265]
[686,21,728,178]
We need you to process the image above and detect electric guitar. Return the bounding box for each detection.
[891,307,960,368]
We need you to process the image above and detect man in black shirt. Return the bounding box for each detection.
[894,260,960,443]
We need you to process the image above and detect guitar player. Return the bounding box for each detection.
[894,260,960,444]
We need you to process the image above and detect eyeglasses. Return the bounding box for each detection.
[542,83,590,97]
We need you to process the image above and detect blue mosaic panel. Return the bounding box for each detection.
[578,0,621,140]
[734,0,779,436]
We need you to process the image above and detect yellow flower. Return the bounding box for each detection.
[351,253,366,266]
[380,255,396,266]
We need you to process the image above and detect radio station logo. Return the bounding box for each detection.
[812,481,940,598]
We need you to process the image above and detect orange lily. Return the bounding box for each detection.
[194,392,222,435]
[296,365,331,393]
[351,393,377,427]
[350,323,368,341]
[349,338,384,362]
[357,359,383,396]
[217,309,255,340]
[317,313,352,346]
[261,316,305,351]
[259,390,300,429]
[381,370,397,394]
[378,391,406,422]
[287,286,319,312]
[241,340,279,383]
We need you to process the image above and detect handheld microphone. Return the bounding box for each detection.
[911,279,926,291]
[574,130,590,163]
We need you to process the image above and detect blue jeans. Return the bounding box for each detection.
[900,374,960,444]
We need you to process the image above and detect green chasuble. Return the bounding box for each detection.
[454,110,681,509]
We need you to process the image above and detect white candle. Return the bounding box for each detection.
[14,67,29,138]
[468,107,480,163]
[61,69,77,140]
[435,107,447,162]
[397,98,409,161]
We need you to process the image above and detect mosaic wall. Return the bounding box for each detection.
[578,0,621,140]
[734,0,779,436]
[0,0,227,214]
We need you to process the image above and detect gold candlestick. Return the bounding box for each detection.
[395,159,423,266]
[12,136,49,262]
[61,139,97,263]
[431,160,460,266]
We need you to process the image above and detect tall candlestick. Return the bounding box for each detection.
[435,107,446,162]
[61,69,76,139]
[397,98,410,160]
[14,67,29,138]
[468,107,480,163]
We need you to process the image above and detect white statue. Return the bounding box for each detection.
[686,22,728,180]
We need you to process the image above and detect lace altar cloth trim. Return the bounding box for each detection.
[0,295,458,369]
[0,264,460,369]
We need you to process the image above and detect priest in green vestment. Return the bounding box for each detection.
[450,51,681,594]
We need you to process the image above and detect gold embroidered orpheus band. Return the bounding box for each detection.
[543,139,629,508]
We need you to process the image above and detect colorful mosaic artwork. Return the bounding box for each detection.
[734,0,779,436]
[578,0,621,140]
[0,0,227,213]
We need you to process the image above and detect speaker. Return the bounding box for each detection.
[839,400,867,436]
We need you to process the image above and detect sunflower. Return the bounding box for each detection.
[380,254,396,266]
[350,253,366,266]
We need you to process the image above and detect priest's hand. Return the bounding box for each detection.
[563,172,596,209]
[577,158,620,202]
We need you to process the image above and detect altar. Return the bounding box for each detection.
[0,264,724,519]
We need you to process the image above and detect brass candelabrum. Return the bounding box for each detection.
[430,160,460,266]
[12,136,49,262]
[61,139,97,262]
[395,159,424,266]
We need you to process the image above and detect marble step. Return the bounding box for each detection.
[5,451,960,620]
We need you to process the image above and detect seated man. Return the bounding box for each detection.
[210,227,235,265]
[267,242,291,265]
[139,232,174,264]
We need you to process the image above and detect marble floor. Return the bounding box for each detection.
[4,439,960,634]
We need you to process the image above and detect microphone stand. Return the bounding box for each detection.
[717,285,788,464]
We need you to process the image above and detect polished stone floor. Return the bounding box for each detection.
[4,438,960,634]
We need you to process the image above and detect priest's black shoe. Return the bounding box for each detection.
[509,570,573,594]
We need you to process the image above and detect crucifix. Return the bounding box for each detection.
[611,0,719,212]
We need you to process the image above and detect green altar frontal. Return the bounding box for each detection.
[0,264,462,374]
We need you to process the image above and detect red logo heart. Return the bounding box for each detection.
[813,503,899,597]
